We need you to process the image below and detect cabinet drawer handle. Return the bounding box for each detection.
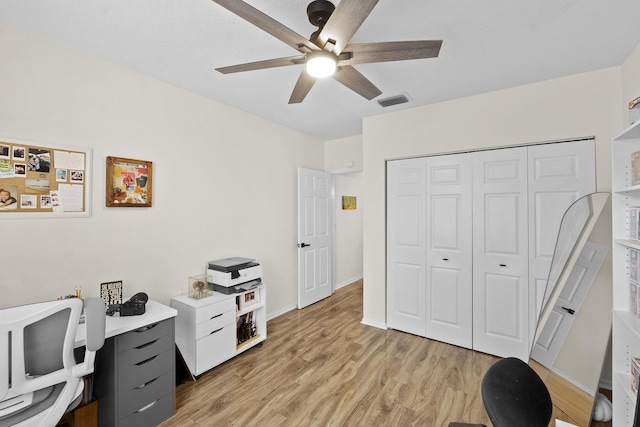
[134,322,158,333]
[210,327,224,335]
[135,377,159,389]
[210,313,223,320]
[499,264,507,267]
[135,339,158,350]
[136,400,158,413]
[135,355,158,366]
[442,258,449,261]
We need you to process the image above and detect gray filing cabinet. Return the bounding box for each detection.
[94,318,175,427]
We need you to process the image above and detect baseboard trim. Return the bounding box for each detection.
[361,317,387,330]
[548,365,596,396]
[267,304,296,321]
[335,275,363,290]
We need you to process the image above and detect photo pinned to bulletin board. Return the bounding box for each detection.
[0,136,91,218]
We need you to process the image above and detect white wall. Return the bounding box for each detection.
[325,135,363,173]
[332,173,363,288]
[622,42,640,126]
[362,67,623,329]
[0,23,324,317]
[325,135,364,288]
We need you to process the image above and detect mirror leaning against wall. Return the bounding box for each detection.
[530,192,611,425]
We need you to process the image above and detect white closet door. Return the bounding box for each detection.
[527,140,596,340]
[386,158,427,336]
[472,147,529,360]
[424,154,473,347]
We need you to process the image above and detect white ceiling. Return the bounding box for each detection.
[2,0,640,140]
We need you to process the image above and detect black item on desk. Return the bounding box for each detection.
[106,292,148,316]
[120,292,147,316]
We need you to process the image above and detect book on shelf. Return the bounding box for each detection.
[632,248,640,282]
[633,151,640,186]
[632,357,640,395]
[631,281,639,317]
[630,207,640,240]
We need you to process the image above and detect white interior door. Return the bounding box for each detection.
[386,158,427,336]
[424,154,473,347]
[527,140,595,340]
[297,167,333,309]
[472,148,530,360]
[531,241,607,367]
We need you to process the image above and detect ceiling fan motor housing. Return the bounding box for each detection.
[307,0,335,28]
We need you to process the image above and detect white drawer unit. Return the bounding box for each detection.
[172,284,266,377]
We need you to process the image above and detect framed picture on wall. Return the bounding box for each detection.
[106,156,153,207]
[342,195,356,210]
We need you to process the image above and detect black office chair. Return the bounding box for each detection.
[449,357,553,427]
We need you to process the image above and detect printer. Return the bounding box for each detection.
[207,257,262,294]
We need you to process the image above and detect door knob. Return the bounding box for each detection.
[298,243,310,248]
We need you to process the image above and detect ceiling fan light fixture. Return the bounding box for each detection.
[306,51,337,78]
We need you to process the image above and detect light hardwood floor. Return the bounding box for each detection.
[161,280,610,427]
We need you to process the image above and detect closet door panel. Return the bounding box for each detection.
[483,273,522,339]
[527,140,595,341]
[387,158,427,336]
[425,154,473,347]
[473,148,529,360]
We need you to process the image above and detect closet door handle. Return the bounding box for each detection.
[442,258,449,261]
[561,306,576,315]
[499,264,507,267]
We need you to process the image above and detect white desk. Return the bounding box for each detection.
[74,299,176,347]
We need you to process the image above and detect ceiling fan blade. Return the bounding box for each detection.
[289,71,317,104]
[316,0,379,54]
[211,0,318,53]
[338,40,442,66]
[216,55,306,74]
[332,65,382,100]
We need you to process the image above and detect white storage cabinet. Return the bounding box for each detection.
[172,285,266,377]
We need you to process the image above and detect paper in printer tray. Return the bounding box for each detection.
[209,278,262,295]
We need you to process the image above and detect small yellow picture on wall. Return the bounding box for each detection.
[342,196,356,210]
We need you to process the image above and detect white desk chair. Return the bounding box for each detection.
[0,297,105,427]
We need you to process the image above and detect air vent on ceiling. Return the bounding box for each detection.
[377,93,410,108]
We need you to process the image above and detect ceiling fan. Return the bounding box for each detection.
[211,0,442,104]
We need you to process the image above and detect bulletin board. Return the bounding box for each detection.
[0,136,91,218]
